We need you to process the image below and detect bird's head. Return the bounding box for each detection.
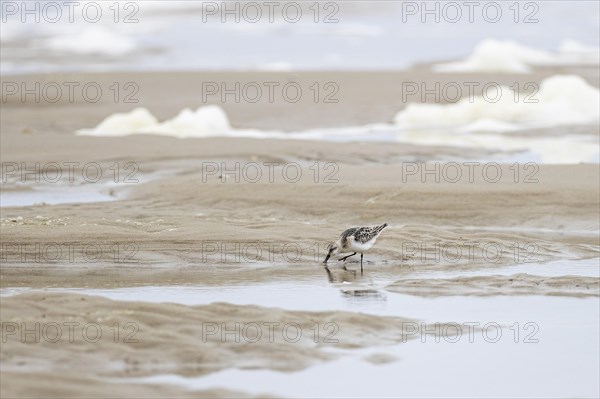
[323,241,340,264]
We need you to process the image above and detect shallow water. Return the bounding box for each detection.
[3,259,599,397]
[103,286,598,398]
[133,317,599,398]
[0,184,120,207]
[2,258,598,306]
[0,168,173,207]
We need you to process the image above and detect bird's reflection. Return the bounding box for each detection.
[324,265,358,283]
[323,266,387,303]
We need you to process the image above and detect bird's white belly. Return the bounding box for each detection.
[347,239,375,253]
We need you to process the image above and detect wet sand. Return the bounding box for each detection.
[387,273,599,297]
[1,159,598,289]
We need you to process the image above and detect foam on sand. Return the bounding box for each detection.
[392,75,600,163]
[77,106,231,138]
[394,75,600,128]
[433,39,600,73]
[77,76,599,163]
[433,39,554,73]
[77,108,158,137]
[82,76,598,139]
[558,39,600,65]
[147,106,231,137]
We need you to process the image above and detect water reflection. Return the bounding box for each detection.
[323,265,357,283]
[324,266,387,305]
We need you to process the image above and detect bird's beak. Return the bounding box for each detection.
[323,253,331,264]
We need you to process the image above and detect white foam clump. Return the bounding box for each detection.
[394,75,600,129]
[77,106,231,138]
[78,108,158,137]
[558,39,600,65]
[150,106,231,137]
[433,39,555,73]
[433,39,599,73]
[45,27,137,56]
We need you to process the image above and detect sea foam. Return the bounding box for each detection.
[77,106,231,138]
[78,108,158,136]
[433,39,600,73]
[77,75,599,164]
[394,75,600,129]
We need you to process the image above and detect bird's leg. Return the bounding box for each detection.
[339,252,357,262]
[360,253,364,274]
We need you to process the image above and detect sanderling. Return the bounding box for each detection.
[323,223,388,273]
